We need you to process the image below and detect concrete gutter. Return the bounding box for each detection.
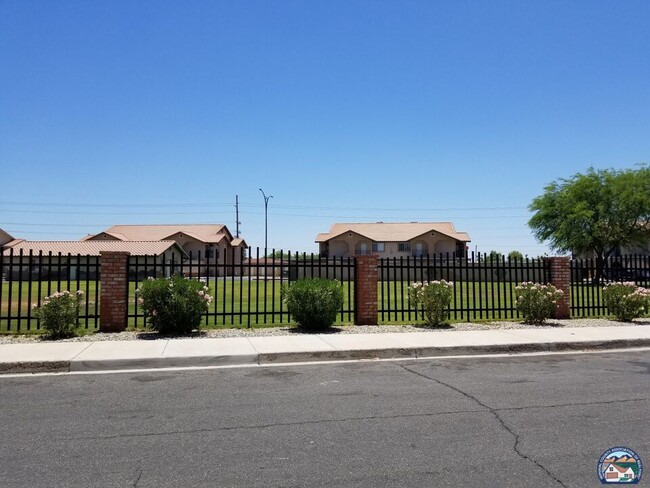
[1,326,649,374]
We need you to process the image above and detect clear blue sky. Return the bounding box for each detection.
[1,0,649,256]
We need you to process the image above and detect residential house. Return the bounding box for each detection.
[316,222,470,259]
[604,463,636,482]
[84,224,247,271]
[1,239,186,280]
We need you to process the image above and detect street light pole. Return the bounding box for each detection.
[259,188,273,256]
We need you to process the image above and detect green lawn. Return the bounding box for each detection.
[1,280,101,333]
[1,278,615,333]
[127,279,355,328]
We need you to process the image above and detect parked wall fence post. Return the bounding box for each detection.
[545,257,571,319]
[354,254,378,325]
[100,251,129,332]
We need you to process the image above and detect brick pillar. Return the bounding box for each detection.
[545,257,571,319]
[354,255,378,325]
[100,251,130,332]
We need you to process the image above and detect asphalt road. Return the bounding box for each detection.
[0,351,648,488]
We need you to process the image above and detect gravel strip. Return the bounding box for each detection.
[1,318,647,344]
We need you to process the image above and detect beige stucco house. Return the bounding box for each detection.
[316,222,470,258]
[84,224,247,266]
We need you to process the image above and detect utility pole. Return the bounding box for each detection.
[235,195,241,238]
[259,188,272,256]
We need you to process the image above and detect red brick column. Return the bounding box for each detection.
[545,257,571,319]
[100,251,130,332]
[354,255,378,325]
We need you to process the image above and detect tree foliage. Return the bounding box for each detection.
[487,250,504,261]
[528,167,650,259]
[508,250,524,261]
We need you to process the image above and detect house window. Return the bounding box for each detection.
[398,243,411,252]
[205,246,215,259]
[372,242,385,253]
[358,243,368,255]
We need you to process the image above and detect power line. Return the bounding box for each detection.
[0,199,527,212]
[2,209,236,216]
[0,200,234,208]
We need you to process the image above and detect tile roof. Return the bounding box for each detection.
[2,240,185,257]
[315,222,471,243]
[231,238,247,247]
[89,224,230,243]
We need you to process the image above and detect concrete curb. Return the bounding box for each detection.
[69,353,260,372]
[2,338,649,374]
[0,361,70,374]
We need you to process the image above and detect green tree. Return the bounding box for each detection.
[508,250,524,261]
[265,250,320,260]
[529,167,650,280]
[487,250,504,261]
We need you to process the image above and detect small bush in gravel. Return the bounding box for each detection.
[282,279,344,331]
[137,275,212,334]
[515,282,564,324]
[32,290,84,339]
[602,282,650,321]
[408,280,454,327]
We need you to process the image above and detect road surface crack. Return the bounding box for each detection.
[132,460,143,487]
[62,408,485,441]
[497,397,647,412]
[395,362,568,488]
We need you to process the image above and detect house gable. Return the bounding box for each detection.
[0,228,16,247]
[316,222,470,258]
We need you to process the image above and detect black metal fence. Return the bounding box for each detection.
[0,249,101,332]
[128,248,355,328]
[378,253,549,322]
[3,247,650,333]
[570,254,650,317]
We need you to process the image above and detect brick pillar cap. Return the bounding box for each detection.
[99,251,131,256]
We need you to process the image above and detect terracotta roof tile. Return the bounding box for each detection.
[2,240,185,257]
[231,238,247,247]
[315,222,470,243]
[90,224,229,243]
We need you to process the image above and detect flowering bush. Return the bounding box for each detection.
[515,282,564,324]
[408,280,454,327]
[137,275,212,334]
[32,290,84,339]
[282,279,344,331]
[602,282,650,321]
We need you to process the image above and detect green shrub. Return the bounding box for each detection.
[603,282,650,321]
[515,282,564,324]
[408,280,454,327]
[32,290,84,339]
[137,275,212,334]
[282,279,344,331]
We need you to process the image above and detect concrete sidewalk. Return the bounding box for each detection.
[1,325,649,374]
